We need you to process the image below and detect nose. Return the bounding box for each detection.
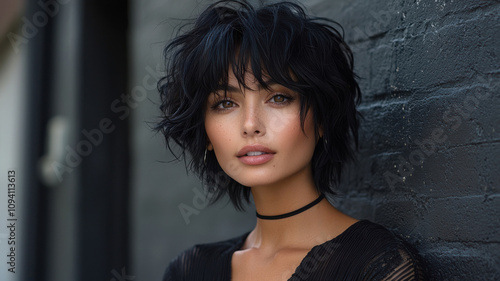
[241,103,265,137]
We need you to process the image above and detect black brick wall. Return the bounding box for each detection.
[306,0,500,280]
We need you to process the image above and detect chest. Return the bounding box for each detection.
[230,249,310,281]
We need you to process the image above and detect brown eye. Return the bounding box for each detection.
[273,95,285,102]
[270,94,291,103]
[210,98,236,112]
[220,100,234,108]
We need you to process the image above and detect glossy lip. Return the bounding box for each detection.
[237,144,276,157]
[237,144,276,165]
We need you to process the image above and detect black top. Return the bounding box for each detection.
[163,220,427,280]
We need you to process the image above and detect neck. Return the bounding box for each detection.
[252,176,320,220]
[245,168,346,253]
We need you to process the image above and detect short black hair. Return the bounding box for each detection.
[156,0,362,210]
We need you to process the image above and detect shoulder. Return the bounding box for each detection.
[336,220,428,280]
[298,220,427,280]
[162,232,249,281]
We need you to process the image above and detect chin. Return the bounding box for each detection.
[230,174,278,188]
[233,178,271,188]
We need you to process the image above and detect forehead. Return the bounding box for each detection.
[227,68,257,85]
[216,65,276,93]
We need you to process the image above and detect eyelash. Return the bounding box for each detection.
[210,93,295,112]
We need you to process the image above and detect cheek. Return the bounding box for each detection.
[205,121,242,178]
[286,113,318,162]
[266,108,298,135]
[274,110,316,145]
[205,117,234,153]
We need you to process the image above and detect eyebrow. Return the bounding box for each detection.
[215,79,278,93]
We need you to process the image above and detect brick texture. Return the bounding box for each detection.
[307,0,500,279]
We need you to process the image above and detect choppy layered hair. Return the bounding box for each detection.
[156,0,362,210]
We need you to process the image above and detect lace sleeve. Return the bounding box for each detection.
[162,247,201,281]
[162,253,181,281]
[362,243,427,281]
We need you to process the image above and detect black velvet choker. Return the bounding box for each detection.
[256,193,325,220]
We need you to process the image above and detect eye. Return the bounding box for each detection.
[211,99,236,111]
[268,94,293,104]
[220,100,235,108]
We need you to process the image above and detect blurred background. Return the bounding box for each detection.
[1,0,256,280]
[0,0,498,281]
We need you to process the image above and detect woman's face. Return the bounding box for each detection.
[204,70,319,188]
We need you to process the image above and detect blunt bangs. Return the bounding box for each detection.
[156,0,362,210]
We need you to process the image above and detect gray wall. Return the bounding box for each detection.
[312,0,500,280]
[130,0,500,280]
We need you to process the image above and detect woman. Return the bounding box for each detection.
[156,1,427,280]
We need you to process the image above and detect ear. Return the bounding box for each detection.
[318,125,324,139]
[207,142,213,151]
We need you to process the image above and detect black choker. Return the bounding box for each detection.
[256,194,325,220]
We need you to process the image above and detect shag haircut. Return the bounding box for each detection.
[156,0,362,210]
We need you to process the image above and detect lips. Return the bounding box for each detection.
[237,145,276,157]
[237,145,276,165]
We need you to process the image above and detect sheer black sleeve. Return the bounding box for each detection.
[361,242,427,281]
[162,248,191,281]
[289,220,428,281]
[163,246,209,281]
[162,233,246,281]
